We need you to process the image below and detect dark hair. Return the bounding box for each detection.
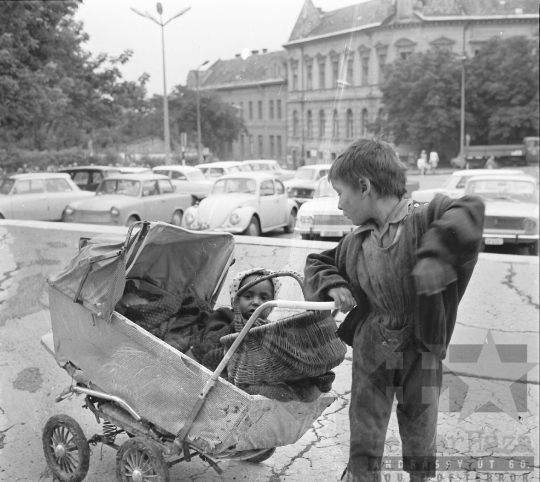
[328,138,408,198]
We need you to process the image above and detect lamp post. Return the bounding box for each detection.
[460,23,468,167]
[131,3,191,165]
[195,60,209,164]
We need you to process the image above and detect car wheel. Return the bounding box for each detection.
[284,209,297,234]
[171,210,183,227]
[244,217,261,237]
[125,215,139,227]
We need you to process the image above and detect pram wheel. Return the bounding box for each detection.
[241,447,276,463]
[42,414,90,482]
[116,436,170,482]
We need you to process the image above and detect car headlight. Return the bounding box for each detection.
[299,215,314,226]
[230,212,241,225]
[110,207,119,217]
[523,218,537,234]
[65,206,75,215]
[185,212,195,225]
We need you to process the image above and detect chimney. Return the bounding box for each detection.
[396,0,414,20]
[251,50,259,55]
[262,48,268,54]
[235,53,241,58]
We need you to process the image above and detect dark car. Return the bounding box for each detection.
[58,166,121,191]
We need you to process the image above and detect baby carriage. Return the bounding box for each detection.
[41,221,344,481]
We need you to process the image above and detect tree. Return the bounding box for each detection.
[379,48,463,151]
[465,36,539,145]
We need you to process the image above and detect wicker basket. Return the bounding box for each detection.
[220,271,347,386]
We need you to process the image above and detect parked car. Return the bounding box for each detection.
[152,165,214,201]
[0,173,94,221]
[283,164,333,205]
[295,176,354,240]
[242,160,296,181]
[464,174,539,255]
[62,174,192,227]
[197,161,250,179]
[117,167,152,175]
[57,166,121,191]
[182,172,298,236]
[411,169,525,203]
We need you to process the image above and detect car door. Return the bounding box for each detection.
[258,179,278,229]
[12,179,49,220]
[141,180,163,221]
[275,180,289,224]
[157,179,180,221]
[45,178,77,220]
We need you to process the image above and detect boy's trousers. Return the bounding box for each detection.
[346,317,443,482]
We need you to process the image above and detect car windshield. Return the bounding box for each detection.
[467,179,538,203]
[0,179,15,195]
[96,179,140,196]
[294,168,317,181]
[188,170,205,180]
[212,178,257,195]
[314,177,338,198]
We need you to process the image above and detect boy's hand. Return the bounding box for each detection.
[328,287,356,313]
[412,257,457,296]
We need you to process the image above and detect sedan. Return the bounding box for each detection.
[182,172,298,236]
[197,161,249,179]
[465,174,538,255]
[62,174,192,226]
[0,173,94,221]
[283,164,333,205]
[152,165,213,201]
[242,160,296,181]
[58,166,121,191]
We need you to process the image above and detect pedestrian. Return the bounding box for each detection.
[429,151,439,174]
[303,138,484,482]
[417,150,428,176]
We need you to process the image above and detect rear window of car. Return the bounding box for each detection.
[0,179,15,194]
[45,179,73,193]
[208,168,225,178]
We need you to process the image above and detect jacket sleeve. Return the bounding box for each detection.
[304,240,351,302]
[416,194,485,266]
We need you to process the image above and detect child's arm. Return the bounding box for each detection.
[413,194,485,295]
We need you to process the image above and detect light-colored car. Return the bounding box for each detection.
[62,174,192,227]
[197,161,250,179]
[283,164,333,205]
[118,167,153,175]
[411,169,525,203]
[0,173,94,221]
[152,165,214,201]
[295,176,354,240]
[182,172,298,236]
[465,174,539,254]
[242,160,296,181]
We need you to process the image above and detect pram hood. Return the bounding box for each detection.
[48,222,235,320]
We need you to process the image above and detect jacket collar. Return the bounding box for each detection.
[353,198,412,237]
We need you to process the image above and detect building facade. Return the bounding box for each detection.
[284,0,539,166]
[187,50,288,164]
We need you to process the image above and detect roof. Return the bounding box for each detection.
[10,172,72,180]
[193,50,288,90]
[452,169,525,177]
[465,174,537,182]
[103,173,170,182]
[218,172,279,181]
[58,166,120,172]
[287,0,538,43]
[153,165,202,173]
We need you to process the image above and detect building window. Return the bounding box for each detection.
[269,100,274,119]
[332,55,340,87]
[277,136,282,157]
[361,53,370,86]
[249,101,253,120]
[277,100,282,119]
[240,135,245,157]
[291,61,299,91]
[319,110,326,138]
[270,135,275,157]
[293,110,299,137]
[318,57,325,89]
[306,60,313,90]
[249,135,254,155]
[346,109,354,138]
[332,110,339,138]
[395,38,416,61]
[258,100,263,120]
[258,135,263,158]
[307,110,313,138]
[239,101,244,118]
[347,57,354,84]
[361,109,369,137]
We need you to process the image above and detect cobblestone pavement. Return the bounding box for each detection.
[0,222,538,481]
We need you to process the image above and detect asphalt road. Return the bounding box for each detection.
[0,222,538,481]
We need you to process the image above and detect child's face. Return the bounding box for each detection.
[238,275,275,320]
[332,178,373,226]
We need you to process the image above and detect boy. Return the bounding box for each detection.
[304,139,484,482]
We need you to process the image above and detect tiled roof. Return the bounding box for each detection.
[196,51,288,90]
[288,0,538,42]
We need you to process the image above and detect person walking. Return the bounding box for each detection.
[429,151,439,174]
[417,150,428,176]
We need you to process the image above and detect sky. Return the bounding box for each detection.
[75,0,360,97]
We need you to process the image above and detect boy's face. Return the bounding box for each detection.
[238,275,275,320]
[332,178,373,226]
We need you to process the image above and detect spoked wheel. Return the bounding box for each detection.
[171,210,183,226]
[116,436,170,482]
[42,414,90,482]
[241,447,276,463]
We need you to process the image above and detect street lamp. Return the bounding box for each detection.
[195,60,209,164]
[131,3,191,165]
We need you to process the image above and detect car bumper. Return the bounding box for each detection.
[483,233,539,245]
[295,225,354,238]
[183,224,245,234]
